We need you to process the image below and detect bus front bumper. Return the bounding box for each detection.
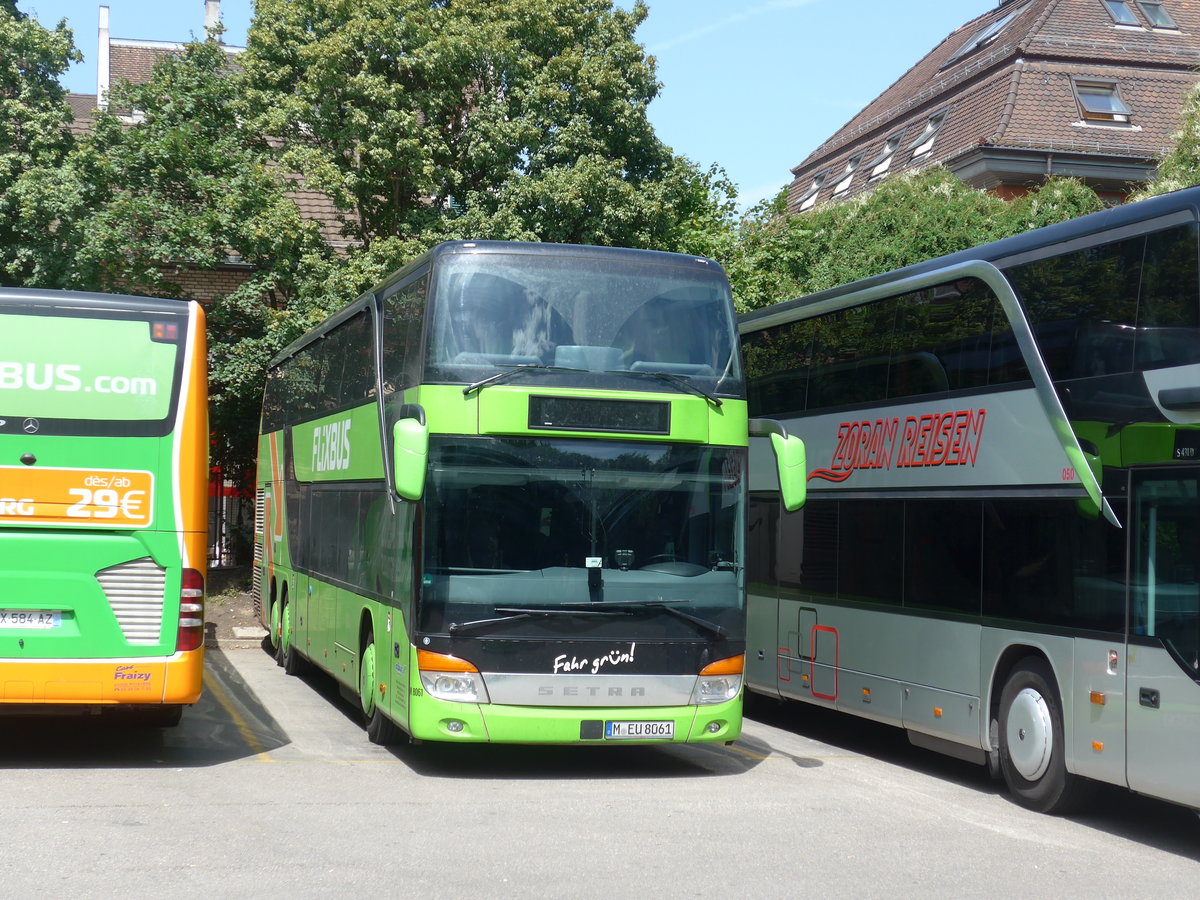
[408,695,743,744]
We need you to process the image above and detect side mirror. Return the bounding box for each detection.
[393,416,428,501]
[772,432,807,512]
[749,418,806,512]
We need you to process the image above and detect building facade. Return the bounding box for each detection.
[787,0,1200,212]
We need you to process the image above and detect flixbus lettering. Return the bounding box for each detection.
[312,419,352,472]
[0,362,81,392]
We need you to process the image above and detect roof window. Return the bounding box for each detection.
[1101,0,1141,25]
[1073,80,1132,123]
[910,110,948,159]
[797,170,828,212]
[1137,1,1177,27]
[832,153,865,198]
[945,4,1028,66]
[869,130,906,180]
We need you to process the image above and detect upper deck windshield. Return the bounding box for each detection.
[424,250,743,397]
[419,436,745,640]
[0,302,185,437]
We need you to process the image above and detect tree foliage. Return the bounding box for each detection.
[0,6,79,284]
[1132,82,1200,200]
[725,168,1104,313]
[241,0,699,251]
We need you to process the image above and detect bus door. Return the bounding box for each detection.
[1126,469,1200,809]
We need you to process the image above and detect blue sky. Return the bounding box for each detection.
[23,0,998,208]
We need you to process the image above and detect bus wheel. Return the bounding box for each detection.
[360,630,404,746]
[266,597,279,659]
[279,599,306,676]
[998,658,1087,814]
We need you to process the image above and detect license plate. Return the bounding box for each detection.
[0,609,62,629]
[605,720,674,740]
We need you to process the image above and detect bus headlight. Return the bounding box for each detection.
[419,671,489,703]
[691,654,744,705]
[691,674,742,705]
[416,649,490,704]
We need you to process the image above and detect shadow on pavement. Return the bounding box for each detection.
[744,692,1200,860]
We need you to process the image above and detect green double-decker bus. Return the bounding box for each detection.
[255,241,804,745]
[0,289,208,724]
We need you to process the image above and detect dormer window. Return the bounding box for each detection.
[797,170,828,212]
[1101,0,1141,25]
[1137,1,1177,27]
[910,110,948,159]
[832,153,864,197]
[1073,79,1132,123]
[870,130,906,180]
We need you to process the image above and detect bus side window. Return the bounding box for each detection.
[382,273,427,394]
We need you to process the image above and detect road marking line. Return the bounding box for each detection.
[203,671,274,762]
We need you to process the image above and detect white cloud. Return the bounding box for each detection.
[649,0,821,53]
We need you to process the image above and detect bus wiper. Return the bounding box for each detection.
[560,600,728,638]
[462,365,585,396]
[447,605,630,635]
[607,369,722,407]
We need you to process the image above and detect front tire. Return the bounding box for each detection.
[998,658,1088,814]
[360,632,404,745]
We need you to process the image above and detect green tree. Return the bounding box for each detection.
[727,168,1103,312]
[0,5,79,284]
[242,0,695,251]
[19,38,317,296]
[1133,82,1200,200]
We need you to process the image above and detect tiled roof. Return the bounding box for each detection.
[110,42,185,86]
[66,94,98,134]
[788,0,1200,212]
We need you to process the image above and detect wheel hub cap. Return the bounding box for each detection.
[1008,687,1052,781]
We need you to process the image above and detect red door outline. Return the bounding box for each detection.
[811,624,839,701]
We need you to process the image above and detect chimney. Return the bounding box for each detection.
[205,0,221,41]
[97,5,110,109]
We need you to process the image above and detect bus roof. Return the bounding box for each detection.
[0,287,191,316]
[738,185,1200,332]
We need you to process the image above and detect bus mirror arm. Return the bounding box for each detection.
[392,405,429,502]
[749,418,806,512]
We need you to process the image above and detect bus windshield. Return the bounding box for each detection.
[423,251,742,393]
[0,306,185,435]
[419,436,745,638]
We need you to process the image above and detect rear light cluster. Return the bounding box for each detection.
[176,568,205,652]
